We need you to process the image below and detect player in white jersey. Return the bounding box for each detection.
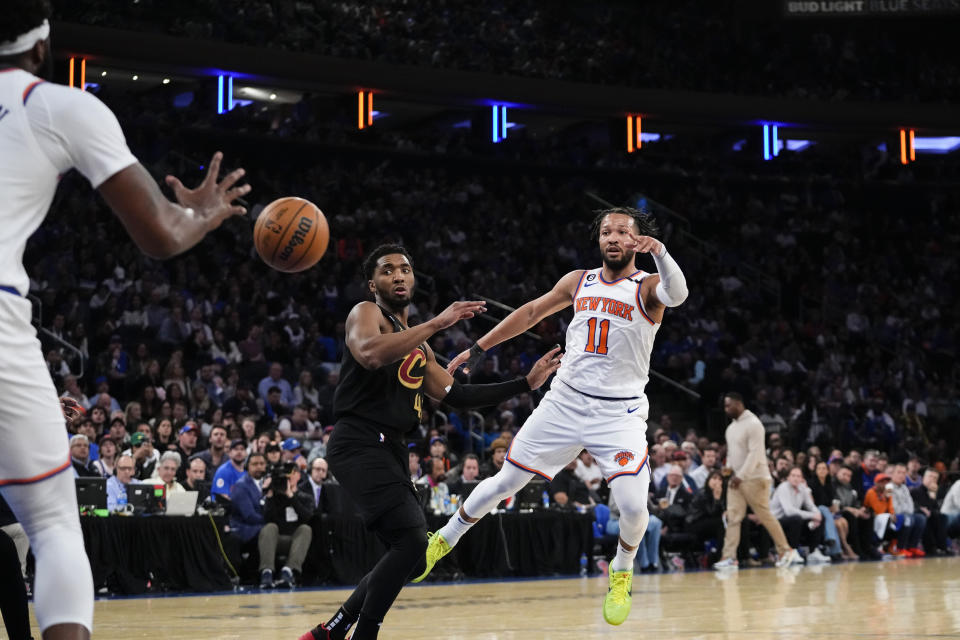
[0,3,250,638]
[414,207,688,626]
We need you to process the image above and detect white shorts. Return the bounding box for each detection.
[0,292,71,485]
[506,381,649,483]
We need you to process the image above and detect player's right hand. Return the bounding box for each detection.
[432,300,486,332]
[164,151,251,231]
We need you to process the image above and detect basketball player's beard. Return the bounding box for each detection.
[377,287,413,313]
[601,249,636,271]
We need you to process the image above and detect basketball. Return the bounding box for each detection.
[253,197,329,273]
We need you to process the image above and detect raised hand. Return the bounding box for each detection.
[525,346,563,390]
[432,300,486,331]
[625,231,663,256]
[164,151,251,232]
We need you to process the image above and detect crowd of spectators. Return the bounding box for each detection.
[56,0,960,103]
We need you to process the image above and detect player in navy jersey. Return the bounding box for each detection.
[301,244,560,640]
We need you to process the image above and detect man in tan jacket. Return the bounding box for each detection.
[714,392,802,570]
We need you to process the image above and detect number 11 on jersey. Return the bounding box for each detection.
[584,317,610,355]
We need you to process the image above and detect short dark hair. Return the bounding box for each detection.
[363,244,413,280]
[246,452,265,468]
[723,391,744,403]
[463,453,480,463]
[0,0,50,55]
[590,207,660,241]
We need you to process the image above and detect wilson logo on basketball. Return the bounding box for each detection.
[614,451,635,467]
[397,348,426,389]
[277,216,314,261]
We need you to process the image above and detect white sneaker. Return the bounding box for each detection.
[807,548,831,564]
[775,548,804,568]
[712,558,739,571]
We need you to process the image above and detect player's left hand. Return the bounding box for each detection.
[60,397,84,426]
[525,346,563,390]
[625,232,663,256]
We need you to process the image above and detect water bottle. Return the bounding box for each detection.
[541,490,550,509]
[579,552,588,577]
[443,492,451,516]
[117,490,127,513]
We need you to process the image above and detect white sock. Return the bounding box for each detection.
[610,541,638,573]
[438,512,475,547]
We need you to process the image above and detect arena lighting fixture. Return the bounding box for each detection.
[899,128,916,164]
[269,93,277,100]
[732,139,747,151]
[912,136,960,153]
[784,140,813,152]
[132,75,138,81]
[761,124,785,160]
[217,75,236,114]
[357,91,373,129]
[67,57,86,90]
[626,115,643,152]
[763,124,771,161]
[100,71,106,77]
[492,105,512,142]
[162,78,170,85]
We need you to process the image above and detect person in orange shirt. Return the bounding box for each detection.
[864,473,917,556]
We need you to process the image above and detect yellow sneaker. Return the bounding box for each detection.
[411,531,452,583]
[602,569,633,625]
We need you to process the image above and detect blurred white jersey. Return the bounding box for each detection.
[554,267,660,418]
[0,68,136,296]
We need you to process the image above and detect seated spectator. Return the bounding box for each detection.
[261,386,290,428]
[649,444,668,488]
[126,432,158,481]
[300,457,329,510]
[278,405,318,442]
[153,418,177,452]
[480,438,508,479]
[212,438,250,500]
[770,467,829,563]
[229,452,267,560]
[447,454,480,497]
[689,445,719,490]
[649,466,692,541]
[69,435,99,477]
[152,451,185,495]
[107,416,130,450]
[808,460,850,559]
[910,469,950,556]
[863,473,922,556]
[549,460,594,510]
[106,454,137,511]
[259,362,295,407]
[196,425,230,477]
[174,422,201,480]
[281,438,307,471]
[834,465,878,559]
[574,450,604,503]
[904,456,924,489]
[408,446,423,484]
[92,436,118,477]
[260,462,314,589]
[223,382,260,418]
[421,436,455,476]
[684,470,726,563]
[890,464,927,557]
[859,450,880,494]
[183,456,209,500]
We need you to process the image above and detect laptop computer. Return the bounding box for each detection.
[165,491,199,516]
[75,477,107,511]
[456,481,478,501]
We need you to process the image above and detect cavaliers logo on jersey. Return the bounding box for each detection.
[397,348,427,389]
[614,450,636,467]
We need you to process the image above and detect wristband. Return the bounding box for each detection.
[464,342,486,373]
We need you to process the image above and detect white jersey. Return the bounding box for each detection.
[0,68,136,296]
[554,267,660,417]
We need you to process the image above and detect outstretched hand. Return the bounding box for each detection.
[60,397,84,427]
[432,300,486,331]
[164,151,251,232]
[525,346,563,390]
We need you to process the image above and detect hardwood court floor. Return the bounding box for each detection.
[80,557,959,639]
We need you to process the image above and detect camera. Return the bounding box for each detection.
[267,462,296,489]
